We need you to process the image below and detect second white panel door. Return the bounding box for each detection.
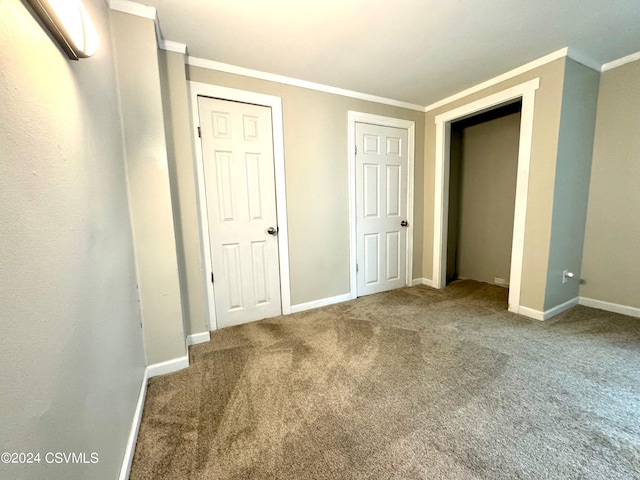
[356,122,409,296]
[198,96,282,328]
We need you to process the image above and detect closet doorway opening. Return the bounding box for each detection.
[432,78,540,314]
[446,101,522,292]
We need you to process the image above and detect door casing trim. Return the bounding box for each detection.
[189,82,292,330]
[348,111,415,299]
[433,78,540,314]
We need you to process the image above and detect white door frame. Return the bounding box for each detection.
[348,111,415,299]
[433,78,540,313]
[189,82,291,330]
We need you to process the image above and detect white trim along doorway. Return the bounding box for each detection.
[348,111,415,299]
[433,78,540,314]
[189,82,292,330]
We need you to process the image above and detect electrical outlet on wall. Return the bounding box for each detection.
[562,270,574,284]
[494,277,507,286]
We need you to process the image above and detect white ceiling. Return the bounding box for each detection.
[142,0,640,106]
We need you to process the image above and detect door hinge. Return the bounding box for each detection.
[355,145,357,155]
[356,263,359,273]
[211,272,214,284]
[198,126,201,138]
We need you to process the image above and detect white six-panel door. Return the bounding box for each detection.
[356,122,409,296]
[198,96,282,328]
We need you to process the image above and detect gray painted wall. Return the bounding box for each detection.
[450,110,521,286]
[0,1,145,478]
[110,11,186,364]
[158,50,209,336]
[581,58,640,308]
[544,59,600,310]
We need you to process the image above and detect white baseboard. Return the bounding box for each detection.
[543,297,579,320]
[579,297,640,318]
[291,281,438,313]
[119,353,191,479]
[517,297,579,321]
[146,355,189,378]
[118,369,148,480]
[290,293,353,313]
[186,331,211,347]
[411,278,434,287]
[517,306,545,321]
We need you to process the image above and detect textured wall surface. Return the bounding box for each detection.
[0,1,145,478]
[110,11,186,363]
[158,50,208,336]
[581,58,640,308]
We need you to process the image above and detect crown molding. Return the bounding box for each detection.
[186,56,426,112]
[424,48,569,112]
[601,51,640,72]
[106,4,637,111]
[107,1,424,110]
[159,40,187,55]
[109,0,156,20]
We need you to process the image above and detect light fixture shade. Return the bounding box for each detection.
[27,0,99,60]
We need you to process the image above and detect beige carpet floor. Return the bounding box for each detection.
[130,280,640,479]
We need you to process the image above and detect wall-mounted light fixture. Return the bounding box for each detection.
[26,0,99,60]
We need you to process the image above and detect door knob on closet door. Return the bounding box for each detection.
[401,220,409,227]
[267,227,278,236]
